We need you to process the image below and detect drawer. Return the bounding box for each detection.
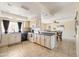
[1,35,9,46]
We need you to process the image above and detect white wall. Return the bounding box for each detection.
[0,20,1,43]
[76,3,79,56]
[61,20,75,40]
[76,26,79,56]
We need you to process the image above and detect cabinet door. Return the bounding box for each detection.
[45,36,51,48]
[51,35,57,49]
[15,34,21,43]
[36,34,40,44]
[28,33,34,42]
[1,34,8,46]
[8,34,15,45]
[33,34,37,43]
[40,35,45,46]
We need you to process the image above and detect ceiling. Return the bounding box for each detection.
[0,2,77,21]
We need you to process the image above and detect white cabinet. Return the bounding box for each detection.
[0,34,9,47]
[40,35,45,46]
[51,35,57,49]
[28,33,34,42]
[0,33,21,47]
[36,34,40,44]
[33,34,37,42]
[0,20,2,46]
[8,33,21,45]
[76,26,79,56]
[45,36,51,48]
[28,33,57,49]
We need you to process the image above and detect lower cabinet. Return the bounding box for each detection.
[51,35,57,49]
[40,35,45,46]
[8,33,21,45]
[28,33,57,49]
[36,34,41,44]
[28,33,34,42]
[0,33,21,47]
[45,36,51,48]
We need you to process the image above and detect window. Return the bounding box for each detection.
[1,21,22,33]
[8,22,18,33]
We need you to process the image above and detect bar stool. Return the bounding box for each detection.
[56,31,62,41]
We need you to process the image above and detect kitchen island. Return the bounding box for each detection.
[28,31,57,49]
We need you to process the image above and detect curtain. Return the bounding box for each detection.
[18,22,22,32]
[3,20,9,34]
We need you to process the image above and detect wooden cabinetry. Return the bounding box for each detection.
[0,34,9,46]
[76,26,79,56]
[8,33,21,45]
[51,35,57,49]
[33,34,37,43]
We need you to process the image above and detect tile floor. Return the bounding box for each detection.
[0,39,76,57]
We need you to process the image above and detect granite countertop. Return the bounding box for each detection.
[39,32,56,36]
